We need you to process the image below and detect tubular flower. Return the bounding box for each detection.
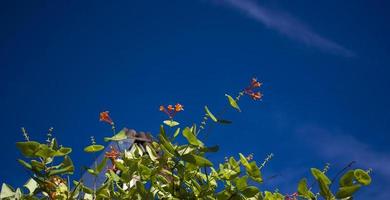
[244,78,263,101]
[99,111,114,125]
[105,146,120,173]
[159,103,184,119]
[175,103,184,112]
[250,92,262,100]
[105,146,120,160]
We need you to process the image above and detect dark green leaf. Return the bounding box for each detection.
[181,154,213,167]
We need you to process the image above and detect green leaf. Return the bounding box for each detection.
[311,168,331,185]
[339,170,355,187]
[0,183,15,199]
[317,178,333,200]
[173,127,181,138]
[24,178,38,195]
[241,186,259,198]
[109,170,120,182]
[217,119,232,124]
[87,168,98,176]
[239,153,251,171]
[96,157,108,173]
[225,94,241,112]
[354,169,371,186]
[31,160,45,171]
[54,147,72,156]
[336,184,361,199]
[16,141,40,158]
[104,129,127,142]
[236,176,248,191]
[205,106,218,122]
[159,126,177,156]
[145,144,159,161]
[247,161,262,183]
[163,120,180,127]
[181,154,213,167]
[298,178,315,199]
[182,127,204,147]
[199,145,219,153]
[34,144,56,159]
[17,159,32,170]
[84,144,105,153]
[48,155,74,176]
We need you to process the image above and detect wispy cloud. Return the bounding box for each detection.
[217,0,354,57]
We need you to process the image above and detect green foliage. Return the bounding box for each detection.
[1,79,372,200]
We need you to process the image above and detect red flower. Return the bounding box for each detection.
[174,103,184,112]
[251,78,262,88]
[100,111,114,125]
[105,146,120,159]
[105,146,120,173]
[244,78,263,101]
[159,103,184,119]
[249,92,263,100]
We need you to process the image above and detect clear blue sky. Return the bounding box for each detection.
[1,0,389,199]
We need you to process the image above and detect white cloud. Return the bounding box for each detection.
[217,0,354,57]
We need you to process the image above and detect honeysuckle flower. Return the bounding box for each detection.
[251,78,262,88]
[159,105,164,111]
[159,103,184,119]
[175,103,184,112]
[244,78,263,101]
[250,92,263,100]
[167,105,174,111]
[105,146,120,159]
[99,111,114,125]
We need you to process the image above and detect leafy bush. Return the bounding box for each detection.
[1,78,371,200]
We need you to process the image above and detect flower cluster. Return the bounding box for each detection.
[244,78,263,100]
[105,146,120,172]
[99,111,114,125]
[159,103,184,119]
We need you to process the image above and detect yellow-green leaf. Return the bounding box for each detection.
[84,145,105,153]
[225,94,241,112]
[205,106,218,122]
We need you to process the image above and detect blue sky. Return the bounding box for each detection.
[1,0,389,199]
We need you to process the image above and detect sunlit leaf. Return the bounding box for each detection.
[225,94,241,112]
[16,141,40,158]
[205,106,218,122]
[84,144,105,153]
[181,154,213,167]
[104,129,127,142]
[336,184,361,199]
[48,155,74,176]
[163,120,180,127]
[354,169,371,186]
[182,127,204,147]
[24,178,38,195]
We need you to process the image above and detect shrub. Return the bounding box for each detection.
[1,78,371,200]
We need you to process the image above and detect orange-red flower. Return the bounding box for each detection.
[105,146,120,159]
[251,78,262,88]
[159,105,165,111]
[100,111,114,125]
[167,105,174,111]
[175,103,184,112]
[250,92,262,100]
[159,103,184,119]
[244,78,263,101]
